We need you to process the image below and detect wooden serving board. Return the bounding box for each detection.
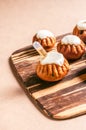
[10,33,86,120]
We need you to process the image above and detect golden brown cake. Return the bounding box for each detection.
[57,35,85,60]
[36,50,69,82]
[73,20,86,43]
[33,30,56,51]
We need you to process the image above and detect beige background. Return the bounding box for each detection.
[0,0,86,130]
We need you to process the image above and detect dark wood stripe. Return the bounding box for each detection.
[37,82,86,115]
[15,61,38,83]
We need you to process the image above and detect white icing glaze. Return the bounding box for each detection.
[36,30,54,39]
[77,20,86,30]
[40,50,64,66]
[61,35,81,45]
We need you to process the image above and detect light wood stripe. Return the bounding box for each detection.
[12,55,40,64]
[53,104,86,119]
[12,51,38,60]
[32,73,86,99]
[70,59,86,70]
[71,58,86,65]
[12,53,38,62]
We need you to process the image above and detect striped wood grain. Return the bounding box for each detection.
[10,33,86,119]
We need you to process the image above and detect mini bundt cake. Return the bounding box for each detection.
[33,30,56,51]
[57,35,85,60]
[36,50,69,82]
[73,20,86,43]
